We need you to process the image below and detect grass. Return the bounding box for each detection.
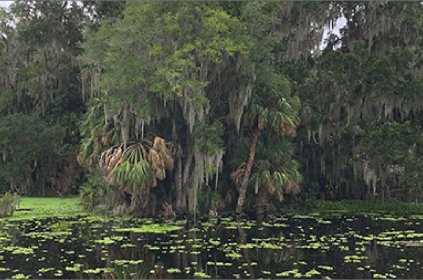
[0,196,83,221]
[310,199,423,213]
[285,200,423,214]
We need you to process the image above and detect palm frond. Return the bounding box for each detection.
[153,136,174,170]
[148,148,165,180]
[98,136,175,194]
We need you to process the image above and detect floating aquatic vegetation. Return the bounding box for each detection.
[111,260,144,266]
[239,243,256,249]
[121,243,136,248]
[258,242,283,250]
[166,268,181,273]
[1,212,423,279]
[113,224,182,234]
[208,239,220,246]
[38,268,54,273]
[65,264,82,272]
[304,269,321,278]
[145,245,160,250]
[225,251,242,260]
[193,271,211,278]
[206,261,232,267]
[318,265,334,271]
[3,246,34,255]
[276,269,301,278]
[11,273,29,279]
[344,255,368,263]
[316,219,332,224]
[83,268,111,274]
[201,222,215,228]
[94,236,123,245]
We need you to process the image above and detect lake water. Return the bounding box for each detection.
[1,212,423,279]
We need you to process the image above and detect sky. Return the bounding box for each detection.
[0,1,13,9]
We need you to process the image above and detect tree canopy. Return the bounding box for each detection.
[1,0,422,217]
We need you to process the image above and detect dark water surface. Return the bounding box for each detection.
[1,212,423,279]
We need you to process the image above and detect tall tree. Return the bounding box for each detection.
[285,1,423,201]
[79,2,252,215]
[230,2,302,214]
[0,0,86,195]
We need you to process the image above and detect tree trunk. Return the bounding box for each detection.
[187,184,197,217]
[121,106,130,149]
[180,148,193,216]
[236,126,260,214]
[255,188,268,219]
[175,156,184,215]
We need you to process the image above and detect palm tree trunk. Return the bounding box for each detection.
[236,126,260,214]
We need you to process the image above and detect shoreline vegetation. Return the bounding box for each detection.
[3,196,423,221]
[0,1,422,218]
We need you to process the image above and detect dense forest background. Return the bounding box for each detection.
[0,0,422,217]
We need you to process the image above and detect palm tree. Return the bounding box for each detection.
[233,72,301,214]
[98,136,175,212]
[250,138,302,215]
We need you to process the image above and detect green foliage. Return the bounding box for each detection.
[194,121,224,154]
[252,72,300,135]
[2,0,422,216]
[197,187,222,213]
[285,2,423,201]
[110,160,154,194]
[0,114,64,193]
[0,1,85,195]
[79,2,256,215]
[361,122,423,197]
[249,138,302,202]
[80,172,106,212]
[361,122,421,165]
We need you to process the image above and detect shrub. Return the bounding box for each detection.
[0,192,20,217]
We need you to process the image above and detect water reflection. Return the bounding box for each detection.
[1,213,423,279]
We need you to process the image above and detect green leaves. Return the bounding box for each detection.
[361,122,421,165]
[250,138,302,199]
[194,121,224,155]
[110,160,154,194]
[0,114,64,189]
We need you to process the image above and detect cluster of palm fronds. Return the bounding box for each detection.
[98,137,175,195]
[231,162,301,201]
[231,138,302,201]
